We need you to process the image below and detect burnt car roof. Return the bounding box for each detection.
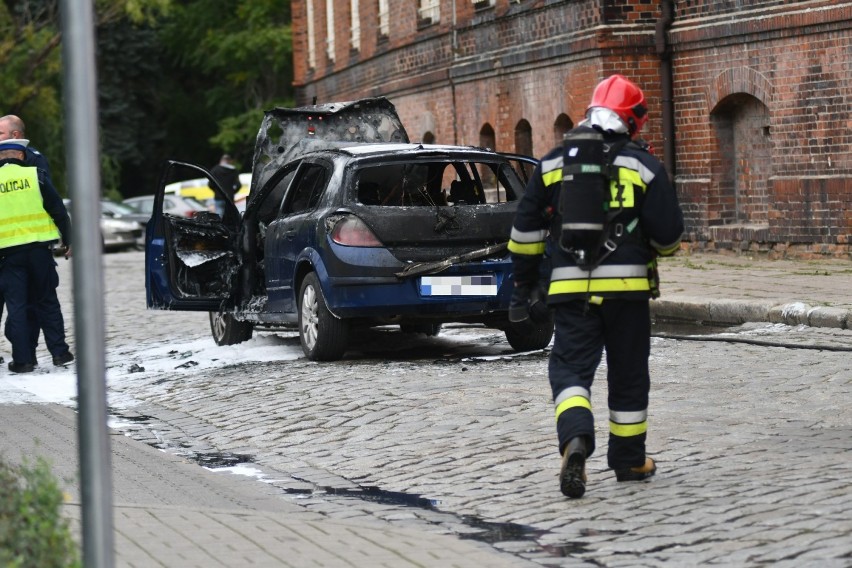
[250,97,409,194]
[337,143,497,156]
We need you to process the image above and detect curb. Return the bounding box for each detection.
[651,298,850,330]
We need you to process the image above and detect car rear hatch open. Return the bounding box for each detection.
[251,97,409,200]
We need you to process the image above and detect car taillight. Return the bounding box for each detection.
[186,210,196,218]
[330,216,383,247]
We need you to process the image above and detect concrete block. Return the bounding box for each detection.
[650,299,711,323]
[707,299,773,325]
[772,302,812,326]
[807,307,849,329]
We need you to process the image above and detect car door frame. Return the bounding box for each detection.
[146,160,242,311]
[263,157,334,316]
[498,152,539,188]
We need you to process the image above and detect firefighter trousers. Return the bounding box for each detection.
[549,298,651,470]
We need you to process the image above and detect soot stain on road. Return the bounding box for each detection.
[108,413,590,561]
[300,485,589,557]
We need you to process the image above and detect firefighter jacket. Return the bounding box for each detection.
[0,159,70,254]
[508,127,684,303]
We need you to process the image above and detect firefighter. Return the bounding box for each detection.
[508,75,684,498]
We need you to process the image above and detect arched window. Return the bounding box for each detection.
[514,119,533,157]
[710,94,771,225]
[478,124,497,187]
[553,113,573,144]
[422,131,435,144]
[479,123,496,151]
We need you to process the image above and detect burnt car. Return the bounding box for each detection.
[145,98,553,360]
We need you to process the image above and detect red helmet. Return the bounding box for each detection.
[587,74,648,135]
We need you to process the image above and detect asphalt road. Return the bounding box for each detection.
[50,250,852,567]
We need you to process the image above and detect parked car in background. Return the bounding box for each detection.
[164,174,252,216]
[165,172,251,202]
[101,200,150,249]
[101,200,151,226]
[62,199,144,253]
[145,97,554,361]
[123,194,208,219]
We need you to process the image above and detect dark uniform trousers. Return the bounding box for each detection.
[549,298,650,470]
[0,246,69,365]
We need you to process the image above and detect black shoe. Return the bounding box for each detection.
[8,361,35,373]
[614,458,657,482]
[559,437,587,499]
[0,355,4,364]
[53,352,74,366]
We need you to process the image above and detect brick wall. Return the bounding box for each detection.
[291,0,852,258]
[671,0,852,256]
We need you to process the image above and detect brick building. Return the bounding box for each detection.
[291,0,852,258]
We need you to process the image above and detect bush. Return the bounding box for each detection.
[0,456,80,567]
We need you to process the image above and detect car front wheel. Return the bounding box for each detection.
[209,311,253,346]
[298,272,348,361]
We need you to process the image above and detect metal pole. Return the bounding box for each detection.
[58,0,115,566]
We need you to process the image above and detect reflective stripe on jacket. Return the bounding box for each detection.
[549,264,651,296]
[0,163,61,249]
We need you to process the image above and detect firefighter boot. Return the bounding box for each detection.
[614,457,657,482]
[559,437,587,498]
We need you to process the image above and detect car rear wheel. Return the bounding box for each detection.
[209,311,253,346]
[299,272,348,361]
[504,315,554,352]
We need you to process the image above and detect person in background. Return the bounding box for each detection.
[0,138,74,373]
[0,115,56,365]
[0,115,52,183]
[209,154,240,217]
[508,75,684,498]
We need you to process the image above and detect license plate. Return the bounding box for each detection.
[420,275,497,296]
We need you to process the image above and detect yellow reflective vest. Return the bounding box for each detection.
[0,163,61,249]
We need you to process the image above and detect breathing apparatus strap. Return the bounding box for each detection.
[582,138,631,272]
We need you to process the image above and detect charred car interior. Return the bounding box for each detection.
[355,159,517,207]
[146,97,553,361]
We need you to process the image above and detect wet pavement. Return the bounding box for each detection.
[1,250,850,567]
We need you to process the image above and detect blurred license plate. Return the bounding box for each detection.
[420,275,497,296]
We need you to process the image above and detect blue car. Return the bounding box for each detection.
[146,98,553,360]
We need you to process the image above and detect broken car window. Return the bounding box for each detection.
[283,163,330,215]
[356,160,521,207]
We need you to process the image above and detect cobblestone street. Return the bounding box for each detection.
[55,251,852,567]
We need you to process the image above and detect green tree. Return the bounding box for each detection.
[0,1,67,190]
[159,0,294,168]
[1,0,293,198]
[97,19,173,197]
[0,0,169,195]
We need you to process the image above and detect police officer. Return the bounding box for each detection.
[0,115,52,182]
[0,138,73,373]
[0,115,52,364]
[508,75,684,498]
